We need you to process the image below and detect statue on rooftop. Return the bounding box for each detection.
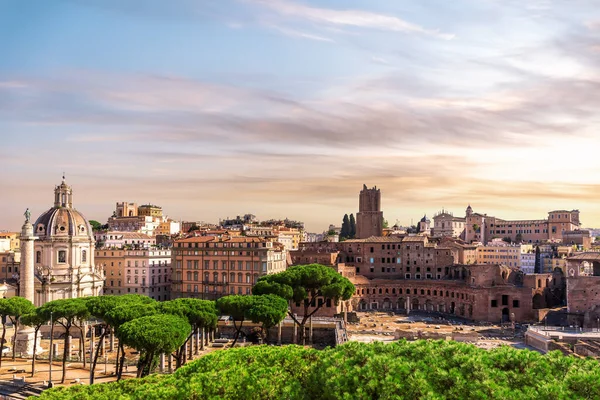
[24,208,31,223]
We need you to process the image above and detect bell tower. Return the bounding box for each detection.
[54,174,73,208]
[356,185,383,239]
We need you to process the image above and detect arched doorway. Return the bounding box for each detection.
[502,307,510,322]
[425,300,433,312]
[412,298,420,311]
[397,297,405,310]
[438,303,445,313]
[383,298,391,309]
[359,300,367,310]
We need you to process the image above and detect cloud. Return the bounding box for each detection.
[265,24,335,42]
[247,0,454,40]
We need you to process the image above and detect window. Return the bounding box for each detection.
[502,295,508,306]
[512,300,520,308]
[491,300,498,307]
[58,250,66,263]
[36,251,41,264]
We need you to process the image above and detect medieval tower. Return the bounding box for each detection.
[356,185,383,239]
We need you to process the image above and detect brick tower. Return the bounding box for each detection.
[356,185,383,238]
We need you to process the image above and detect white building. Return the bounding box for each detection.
[95,231,156,249]
[31,177,104,305]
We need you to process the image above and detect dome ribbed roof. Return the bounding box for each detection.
[34,207,93,239]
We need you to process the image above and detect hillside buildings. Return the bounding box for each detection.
[170,235,287,300]
[95,248,171,301]
[294,185,571,324]
[107,202,180,237]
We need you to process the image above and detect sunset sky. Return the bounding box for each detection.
[2,0,600,232]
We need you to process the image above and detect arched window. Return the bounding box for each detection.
[222,272,227,283]
[186,271,192,280]
[213,272,219,282]
[82,250,87,263]
[246,273,251,284]
[238,273,243,283]
[230,272,235,283]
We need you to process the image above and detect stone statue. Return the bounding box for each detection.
[24,208,31,223]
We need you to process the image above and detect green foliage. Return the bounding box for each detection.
[340,214,350,239]
[382,218,389,229]
[118,314,191,357]
[104,300,158,331]
[253,264,355,307]
[6,297,35,360]
[89,220,102,230]
[246,294,288,331]
[216,295,254,321]
[118,314,191,377]
[349,214,356,238]
[37,341,600,400]
[159,298,218,331]
[38,298,90,325]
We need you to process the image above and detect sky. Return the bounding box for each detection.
[2,0,600,232]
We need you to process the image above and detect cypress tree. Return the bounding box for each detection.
[341,214,350,239]
[349,214,356,238]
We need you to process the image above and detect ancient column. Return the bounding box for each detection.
[15,214,39,356]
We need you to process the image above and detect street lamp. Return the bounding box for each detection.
[48,311,53,388]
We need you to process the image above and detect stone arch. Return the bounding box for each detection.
[397,297,405,310]
[382,298,391,309]
[412,298,420,311]
[359,299,367,310]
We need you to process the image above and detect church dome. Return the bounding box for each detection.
[33,177,93,240]
[420,214,430,223]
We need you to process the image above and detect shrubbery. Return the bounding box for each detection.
[37,340,600,399]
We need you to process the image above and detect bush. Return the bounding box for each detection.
[37,340,600,399]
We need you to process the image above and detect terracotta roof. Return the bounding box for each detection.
[567,252,600,261]
[350,275,371,284]
[176,235,267,244]
[344,236,404,243]
[402,236,427,242]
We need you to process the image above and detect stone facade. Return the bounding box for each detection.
[566,276,600,327]
[170,235,287,300]
[96,248,172,301]
[356,185,383,239]
[465,207,581,244]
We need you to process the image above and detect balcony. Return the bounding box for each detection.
[202,280,229,286]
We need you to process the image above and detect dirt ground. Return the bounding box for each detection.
[346,312,532,351]
[0,328,225,389]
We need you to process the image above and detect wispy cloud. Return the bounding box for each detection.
[247,0,454,40]
[265,24,334,42]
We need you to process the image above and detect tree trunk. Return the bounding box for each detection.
[61,327,70,384]
[31,325,41,376]
[231,320,243,347]
[30,326,40,377]
[11,319,18,361]
[142,352,155,378]
[78,326,86,368]
[0,321,6,367]
[117,342,126,381]
[90,327,108,384]
[115,341,120,376]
